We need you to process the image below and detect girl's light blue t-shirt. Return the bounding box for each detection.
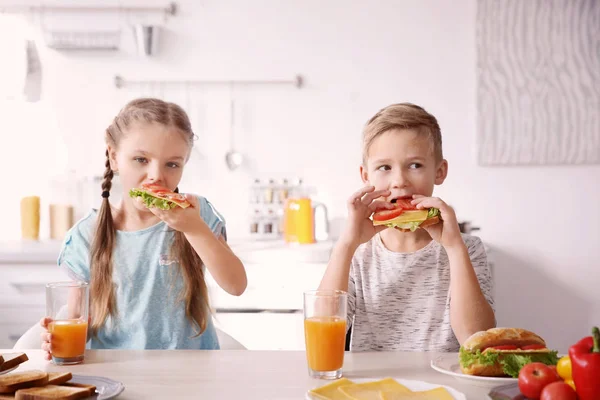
[57,196,225,350]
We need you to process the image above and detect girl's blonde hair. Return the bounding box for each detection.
[90,98,210,337]
[362,103,443,164]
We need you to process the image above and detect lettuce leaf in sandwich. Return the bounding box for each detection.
[459,347,559,378]
[129,188,178,210]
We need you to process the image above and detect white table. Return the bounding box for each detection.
[1,349,498,399]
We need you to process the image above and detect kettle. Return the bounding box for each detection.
[283,197,329,244]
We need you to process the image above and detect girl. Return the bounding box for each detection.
[40,98,247,356]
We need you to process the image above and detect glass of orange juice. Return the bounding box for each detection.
[303,290,347,379]
[46,281,89,365]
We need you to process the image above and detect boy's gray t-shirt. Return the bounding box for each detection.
[348,233,494,352]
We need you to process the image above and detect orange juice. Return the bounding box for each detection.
[49,319,88,359]
[304,316,346,371]
[284,197,315,244]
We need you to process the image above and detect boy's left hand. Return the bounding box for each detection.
[411,195,464,250]
[140,194,206,233]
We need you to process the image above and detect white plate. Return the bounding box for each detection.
[0,365,18,375]
[69,375,125,400]
[306,377,466,400]
[430,353,517,389]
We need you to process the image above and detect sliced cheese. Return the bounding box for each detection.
[380,387,454,400]
[339,378,412,400]
[309,378,355,400]
[373,210,428,226]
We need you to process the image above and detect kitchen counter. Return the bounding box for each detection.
[1,349,495,399]
[0,238,335,265]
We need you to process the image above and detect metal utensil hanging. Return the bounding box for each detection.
[224,84,243,171]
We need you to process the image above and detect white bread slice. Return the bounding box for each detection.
[59,383,95,397]
[15,385,90,400]
[45,374,72,387]
[0,371,48,394]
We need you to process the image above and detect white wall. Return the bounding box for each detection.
[1,0,598,352]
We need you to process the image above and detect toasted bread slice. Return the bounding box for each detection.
[0,354,29,373]
[59,384,95,397]
[45,374,72,387]
[0,394,15,399]
[0,371,48,394]
[15,385,90,400]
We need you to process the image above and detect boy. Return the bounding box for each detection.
[319,103,495,352]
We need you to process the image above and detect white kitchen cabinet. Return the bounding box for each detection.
[0,263,70,348]
[214,311,305,351]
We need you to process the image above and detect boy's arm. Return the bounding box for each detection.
[447,242,496,344]
[320,185,392,291]
[411,195,495,344]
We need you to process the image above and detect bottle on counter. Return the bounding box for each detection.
[250,179,261,203]
[264,179,275,204]
[278,178,289,204]
[20,196,40,240]
[250,208,260,234]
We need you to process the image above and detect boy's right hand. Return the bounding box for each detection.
[40,317,52,360]
[341,186,393,247]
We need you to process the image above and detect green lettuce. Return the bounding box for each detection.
[427,207,440,218]
[459,347,559,378]
[129,189,178,210]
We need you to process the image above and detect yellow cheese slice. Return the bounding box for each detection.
[372,210,429,226]
[339,378,412,400]
[379,387,454,400]
[309,378,355,400]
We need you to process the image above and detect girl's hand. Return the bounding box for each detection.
[411,195,464,249]
[39,317,52,361]
[139,194,206,233]
[340,186,394,246]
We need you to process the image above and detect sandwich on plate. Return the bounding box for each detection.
[459,327,559,378]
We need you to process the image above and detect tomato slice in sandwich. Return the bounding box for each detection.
[140,183,190,208]
[393,199,417,210]
[485,345,519,351]
[373,204,404,221]
[520,344,547,350]
[372,198,418,222]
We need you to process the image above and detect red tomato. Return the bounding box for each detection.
[373,204,404,221]
[486,345,519,350]
[540,382,577,400]
[518,363,561,400]
[521,344,547,350]
[547,365,560,380]
[393,199,416,210]
[141,183,172,193]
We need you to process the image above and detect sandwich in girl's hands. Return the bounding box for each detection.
[129,183,191,210]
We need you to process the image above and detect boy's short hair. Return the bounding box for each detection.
[362,103,443,164]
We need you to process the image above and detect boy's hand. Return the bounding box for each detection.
[341,186,394,246]
[139,194,206,233]
[40,317,52,361]
[411,195,464,249]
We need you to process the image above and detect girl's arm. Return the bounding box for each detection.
[184,222,247,296]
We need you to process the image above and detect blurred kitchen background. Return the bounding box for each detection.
[0,0,598,353]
